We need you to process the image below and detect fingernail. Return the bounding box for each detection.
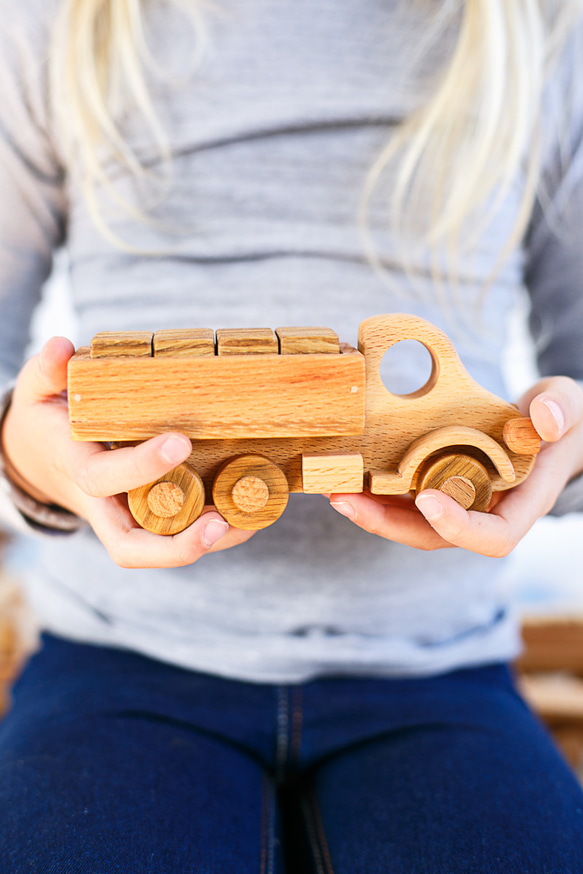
[330,501,356,520]
[541,398,565,435]
[202,519,229,549]
[160,435,190,465]
[415,494,443,521]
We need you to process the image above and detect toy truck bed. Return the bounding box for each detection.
[68,333,366,442]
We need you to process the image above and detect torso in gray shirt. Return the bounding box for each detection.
[1,0,582,681]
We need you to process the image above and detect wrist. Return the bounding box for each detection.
[0,388,82,533]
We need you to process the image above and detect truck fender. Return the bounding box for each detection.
[369,425,515,495]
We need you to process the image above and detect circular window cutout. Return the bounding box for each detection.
[379,339,436,397]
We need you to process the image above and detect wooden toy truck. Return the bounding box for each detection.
[67,314,541,535]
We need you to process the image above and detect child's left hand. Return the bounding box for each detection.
[329,376,583,557]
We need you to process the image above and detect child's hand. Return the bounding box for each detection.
[330,376,583,557]
[2,337,256,568]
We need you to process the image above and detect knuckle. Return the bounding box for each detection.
[539,485,559,518]
[132,443,167,486]
[418,539,444,552]
[69,457,87,490]
[559,375,580,395]
[173,538,203,566]
[364,518,383,538]
[107,541,134,569]
[489,535,516,559]
[556,378,583,420]
[53,444,69,478]
[440,518,464,543]
[75,462,102,497]
[18,356,38,391]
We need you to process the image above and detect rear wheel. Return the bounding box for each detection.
[212,455,289,530]
[416,453,492,512]
[128,463,205,535]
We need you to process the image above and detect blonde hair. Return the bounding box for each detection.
[50,0,583,275]
[361,0,583,306]
[49,0,208,246]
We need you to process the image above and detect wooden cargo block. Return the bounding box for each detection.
[153,329,215,357]
[216,328,278,355]
[276,327,340,355]
[90,331,153,359]
[302,452,364,494]
[68,348,366,441]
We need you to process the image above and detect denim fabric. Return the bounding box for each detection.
[1,635,583,873]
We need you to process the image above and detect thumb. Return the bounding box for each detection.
[528,381,583,443]
[17,337,75,403]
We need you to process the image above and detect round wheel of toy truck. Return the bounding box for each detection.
[128,463,205,535]
[416,453,492,512]
[212,455,289,530]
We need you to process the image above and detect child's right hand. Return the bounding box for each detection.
[1,337,256,568]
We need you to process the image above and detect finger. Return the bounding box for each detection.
[193,504,260,552]
[519,377,583,443]
[415,411,583,556]
[330,492,452,550]
[90,500,256,568]
[414,467,554,558]
[530,392,583,443]
[69,432,193,497]
[414,491,514,556]
[17,337,75,403]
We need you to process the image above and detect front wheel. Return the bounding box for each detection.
[415,453,493,512]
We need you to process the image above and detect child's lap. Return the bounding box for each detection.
[0,706,277,873]
[1,634,582,873]
[311,717,583,873]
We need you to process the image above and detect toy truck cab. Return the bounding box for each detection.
[357,314,540,512]
[68,314,540,534]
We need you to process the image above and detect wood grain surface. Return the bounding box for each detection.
[70,315,540,524]
[276,327,340,355]
[128,463,205,535]
[69,347,366,441]
[153,329,215,357]
[212,455,289,529]
[90,331,153,358]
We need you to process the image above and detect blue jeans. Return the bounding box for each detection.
[1,634,583,873]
